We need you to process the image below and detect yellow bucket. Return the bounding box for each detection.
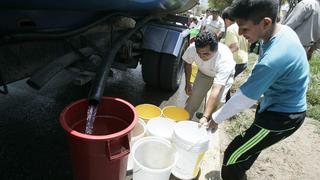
[135,104,162,121]
[162,106,190,122]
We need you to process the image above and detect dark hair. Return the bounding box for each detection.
[222,7,235,21]
[230,0,279,24]
[195,31,218,52]
[192,17,198,22]
[210,8,220,14]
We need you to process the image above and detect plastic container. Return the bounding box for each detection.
[146,117,176,141]
[60,97,137,180]
[135,104,162,122]
[171,121,210,179]
[127,119,147,171]
[162,106,190,122]
[132,137,177,180]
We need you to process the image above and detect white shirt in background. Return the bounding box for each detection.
[202,15,213,27]
[205,16,225,35]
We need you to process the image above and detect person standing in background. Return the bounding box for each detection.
[201,8,225,40]
[200,8,213,32]
[189,16,199,29]
[283,0,320,60]
[222,7,249,101]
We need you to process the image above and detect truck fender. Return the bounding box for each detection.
[142,24,189,57]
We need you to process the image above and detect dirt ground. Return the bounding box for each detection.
[220,114,320,180]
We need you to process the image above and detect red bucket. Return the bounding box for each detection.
[60,97,137,180]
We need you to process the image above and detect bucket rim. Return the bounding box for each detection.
[162,106,190,121]
[132,136,177,173]
[146,117,176,140]
[135,103,162,120]
[60,96,138,141]
[131,119,147,142]
[173,121,210,152]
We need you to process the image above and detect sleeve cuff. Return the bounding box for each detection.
[211,89,256,124]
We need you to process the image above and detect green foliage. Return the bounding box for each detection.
[307,50,320,120]
[207,0,288,15]
[307,105,320,121]
[208,0,233,10]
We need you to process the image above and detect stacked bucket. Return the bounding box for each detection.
[130,104,210,180]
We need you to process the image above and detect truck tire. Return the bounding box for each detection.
[159,38,188,91]
[141,50,161,88]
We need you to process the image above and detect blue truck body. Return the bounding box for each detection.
[0,0,198,92]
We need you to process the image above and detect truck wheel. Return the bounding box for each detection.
[159,38,188,91]
[141,50,160,88]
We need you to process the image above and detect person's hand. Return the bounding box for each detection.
[199,116,218,132]
[185,83,192,96]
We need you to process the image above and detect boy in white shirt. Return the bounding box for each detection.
[183,31,235,120]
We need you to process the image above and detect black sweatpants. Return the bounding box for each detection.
[221,107,305,180]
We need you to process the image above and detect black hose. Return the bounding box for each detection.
[88,15,155,105]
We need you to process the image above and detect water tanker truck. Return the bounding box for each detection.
[0,0,199,102]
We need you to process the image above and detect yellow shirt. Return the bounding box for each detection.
[224,23,249,64]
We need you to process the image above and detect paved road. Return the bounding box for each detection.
[0,66,189,179]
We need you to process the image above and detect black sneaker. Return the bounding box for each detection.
[195,112,203,119]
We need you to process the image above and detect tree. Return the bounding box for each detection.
[208,0,293,14]
[208,0,233,10]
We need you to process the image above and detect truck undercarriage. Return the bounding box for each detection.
[0,0,199,99]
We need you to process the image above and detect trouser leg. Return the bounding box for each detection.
[234,63,247,77]
[185,71,213,119]
[221,110,305,180]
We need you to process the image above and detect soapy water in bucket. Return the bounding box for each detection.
[73,115,129,135]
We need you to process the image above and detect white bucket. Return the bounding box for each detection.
[132,137,177,180]
[127,119,147,171]
[146,117,176,141]
[172,121,210,179]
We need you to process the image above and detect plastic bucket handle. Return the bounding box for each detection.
[106,135,130,161]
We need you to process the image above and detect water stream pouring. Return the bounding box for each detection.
[85,15,155,135]
[87,15,155,105]
[60,16,155,180]
[85,104,98,134]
